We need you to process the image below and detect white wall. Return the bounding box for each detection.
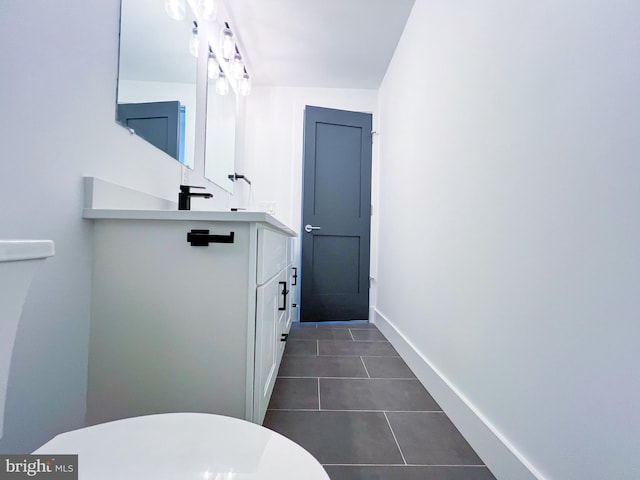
[375,1,640,479]
[0,0,231,452]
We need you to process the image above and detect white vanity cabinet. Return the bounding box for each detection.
[85,211,295,426]
[254,269,287,422]
[254,228,293,422]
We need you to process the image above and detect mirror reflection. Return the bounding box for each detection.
[204,48,236,193]
[116,0,197,169]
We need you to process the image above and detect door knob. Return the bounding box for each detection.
[304,224,321,233]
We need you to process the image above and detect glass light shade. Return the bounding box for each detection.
[216,72,229,95]
[207,52,219,79]
[230,54,244,80]
[165,0,186,20]
[238,73,251,96]
[189,27,199,58]
[221,27,234,61]
[196,0,217,20]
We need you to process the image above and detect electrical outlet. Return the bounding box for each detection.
[266,202,276,215]
[257,201,276,215]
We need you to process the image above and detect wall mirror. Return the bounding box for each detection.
[116,0,197,169]
[204,51,237,193]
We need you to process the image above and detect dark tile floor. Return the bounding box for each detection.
[263,321,497,480]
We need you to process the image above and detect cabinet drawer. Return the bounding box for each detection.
[257,228,288,285]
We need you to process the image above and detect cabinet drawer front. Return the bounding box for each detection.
[257,228,288,285]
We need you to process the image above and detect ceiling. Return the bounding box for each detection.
[224,0,416,89]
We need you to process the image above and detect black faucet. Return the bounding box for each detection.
[178,185,213,210]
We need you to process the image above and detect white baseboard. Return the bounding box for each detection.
[372,308,545,480]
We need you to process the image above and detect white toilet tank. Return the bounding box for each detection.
[0,239,55,439]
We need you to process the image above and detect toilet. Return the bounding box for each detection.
[0,240,327,478]
[34,412,330,479]
[0,239,55,439]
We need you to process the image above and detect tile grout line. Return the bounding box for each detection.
[384,411,408,466]
[360,357,371,379]
[331,353,398,357]
[278,376,369,380]
[278,376,420,381]
[350,340,391,343]
[285,347,402,358]
[267,408,444,413]
[285,353,397,358]
[321,463,488,467]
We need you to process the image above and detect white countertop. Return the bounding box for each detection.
[83,209,297,237]
[34,413,328,480]
[0,240,55,262]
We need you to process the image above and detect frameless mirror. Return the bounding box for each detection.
[204,58,236,192]
[116,0,197,169]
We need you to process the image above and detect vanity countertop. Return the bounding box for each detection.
[83,208,296,236]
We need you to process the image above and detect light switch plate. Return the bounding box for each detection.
[257,201,276,215]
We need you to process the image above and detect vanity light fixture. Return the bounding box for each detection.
[163,1,251,97]
[165,0,186,20]
[216,71,229,96]
[207,46,219,79]
[230,51,244,80]
[221,24,234,62]
[189,21,199,58]
[167,0,214,22]
[238,70,251,97]
[195,0,217,21]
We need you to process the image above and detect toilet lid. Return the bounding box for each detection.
[33,413,329,479]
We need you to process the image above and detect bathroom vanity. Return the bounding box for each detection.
[85,208,295,426]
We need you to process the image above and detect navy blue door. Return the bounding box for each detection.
[301,106,373,322]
